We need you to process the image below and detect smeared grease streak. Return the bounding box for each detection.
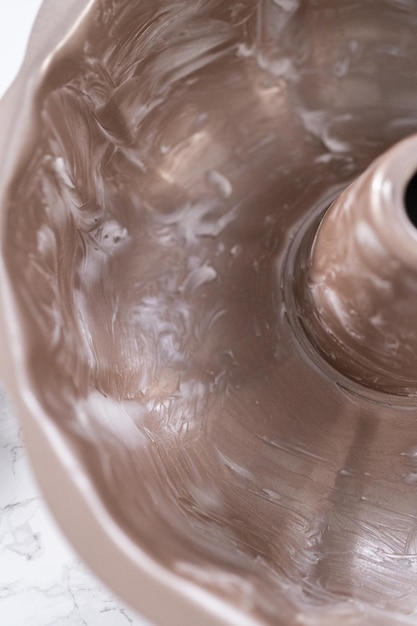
[5,0,417,624]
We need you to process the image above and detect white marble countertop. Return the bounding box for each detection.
[0,388,152,626]
[0,3,153,625]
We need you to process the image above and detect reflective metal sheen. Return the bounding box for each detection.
[2,2,417,625]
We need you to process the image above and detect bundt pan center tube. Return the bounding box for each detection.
[1,1,417,625]
[296,134,417,397]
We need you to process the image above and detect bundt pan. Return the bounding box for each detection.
[2,1,417,624]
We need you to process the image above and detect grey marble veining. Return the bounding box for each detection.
[0,387,153,626]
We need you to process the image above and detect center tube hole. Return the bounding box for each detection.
[404,171,417,228]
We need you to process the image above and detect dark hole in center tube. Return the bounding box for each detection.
[404,171,417,228]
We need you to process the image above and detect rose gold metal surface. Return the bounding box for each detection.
[1,2,417,626]
[297,135,417,396]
